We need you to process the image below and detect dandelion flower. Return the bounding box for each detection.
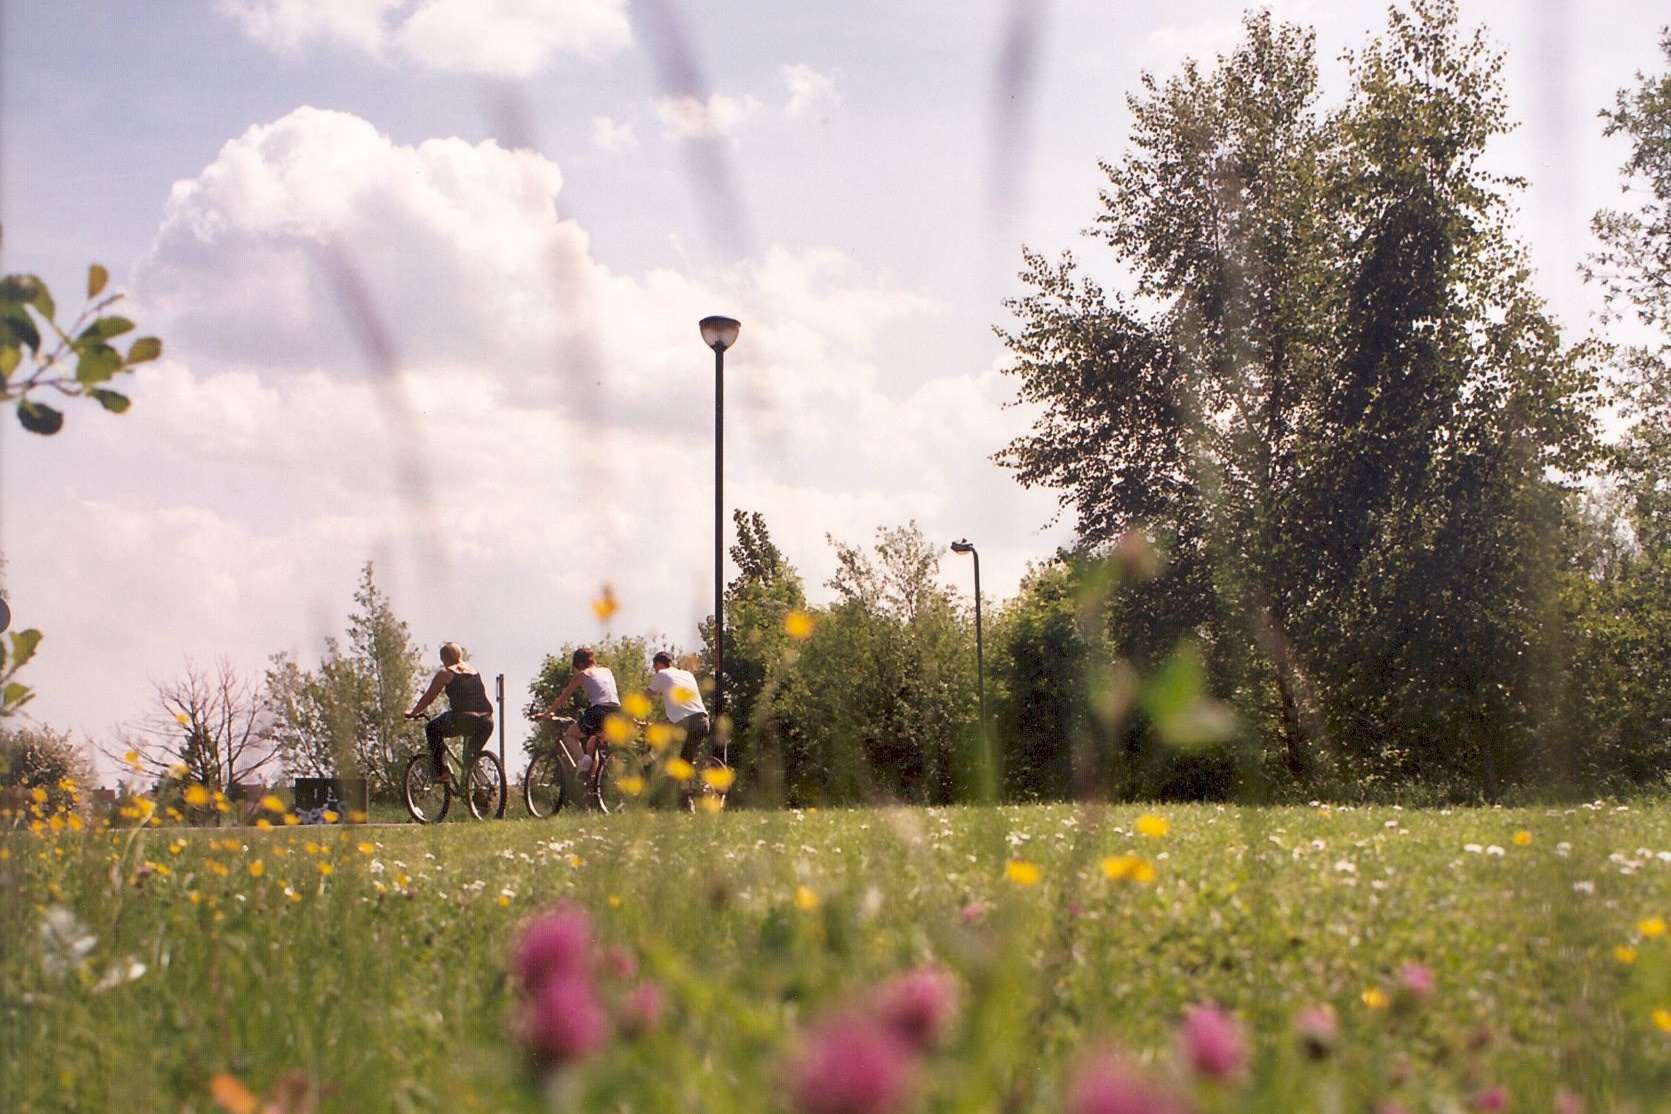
[1513,830,1532,846]
[794,885,821,912]
[665,757,696,782]
[622,692,652,720]
[1135,814,1170,839]
[1653,1008,1671,1034]
[317,863,333,877]
[1362,987,1389,1010]
[702,765,736,792]
[208,1072,259,1114]
[1639,916,1666,939]
[645,722,675,750]
[260,794,285,813]
[1615,946,1638,965]
[1005,859,1041,886]
[785,610,816,640]
[603,714,634,745]
[248,861,264,877]
[357,842,375,856]
[590,584,618,623]
[616,774,646,797]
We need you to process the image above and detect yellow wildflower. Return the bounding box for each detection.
[255,818,273,830]
[348,809,368,824]
[607,894,622,909]
[645,722,675,751]
[1005,859,1042,886]
[497,894,511,907]
[357,842,375,855]
[322,810,339,824]
[701,765,736,792]
[260,794,285,813]
[616,774,646,797]
[567,854,583,869]
[785,610,816,640]
[665,757,696,782]
[29,787,46,804]
[174,713,190,727]
[697,794,725,813]
[1654,1008,1671,1035]
[671,685,699,704]
[183,784,211,808]
[622,692,652,720]
[1362,987,1388,1010]
[283,813,301,827]
[793,885,821,912]
[1616,946,1639,965]
[1513,830,1532,847]
[591,584,619,622]
[248,861,265,878]
[1640,917,1667,939]
[210,1072,259,1114]
[1135,814,1170,839]
[123,750,142,768]
[603,714,633,745]
[317,862,333,877]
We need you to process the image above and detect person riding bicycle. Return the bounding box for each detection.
[538,647,621,775]
[406,642,494,784]
[648,651,710,760]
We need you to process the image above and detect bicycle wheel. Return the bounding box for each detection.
[687,755,732,813]
[466,751,507,820]
[403,753,449,824]
[523,751,566,818]
[594,750,630,814]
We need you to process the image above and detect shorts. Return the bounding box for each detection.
[581,703,622,737]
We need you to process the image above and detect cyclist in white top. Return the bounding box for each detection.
[538,647,621,774]
[648,651,710,759]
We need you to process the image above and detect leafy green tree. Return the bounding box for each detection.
[1560,28,1671,789]
[698,511,806,742]
[998,1,1598,798]
[755,523,977,805]
[259,562,423,795]
[347,562,425,791]
[0,721,93,810]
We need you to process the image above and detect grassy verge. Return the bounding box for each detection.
[3,801,1669,1111]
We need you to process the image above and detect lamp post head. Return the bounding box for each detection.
[951,539,975,555]
[699,316,742,352]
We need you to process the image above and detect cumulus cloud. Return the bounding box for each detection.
[782,63,839,118]
[653,93,763,140]
[590,115,639,153]
[9,106,1065,757]
[219,0,630,76]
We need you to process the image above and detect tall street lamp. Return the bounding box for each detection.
[700,315,741,735]
[951,539,986,747]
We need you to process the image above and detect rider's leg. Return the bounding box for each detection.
[426,713,453,777]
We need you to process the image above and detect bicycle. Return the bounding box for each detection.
[401,712,506,823]
[523,712,733,816]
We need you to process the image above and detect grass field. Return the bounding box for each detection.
[4,800,1670,1112]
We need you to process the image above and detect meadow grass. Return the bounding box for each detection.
[4,800,1669,1112]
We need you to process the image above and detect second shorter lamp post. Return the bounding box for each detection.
[951,539,986,749]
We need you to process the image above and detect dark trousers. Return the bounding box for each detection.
[427,711,494,775]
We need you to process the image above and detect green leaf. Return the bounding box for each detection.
[9,629,42,670]
[0,343,18,382]
[88,264,109,299]
[0,274,51,318]
[75,343,122,385]
[1141,641,1237,751]
[78,315,135,342]
[90,388,131,414]
[17,399,64,435]
[1,305,40,355]
[1,682,33,713]
[127,336,162,364]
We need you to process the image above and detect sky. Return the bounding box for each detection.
[1,0,1664,775]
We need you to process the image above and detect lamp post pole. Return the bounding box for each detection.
[699,316,742,735]
[714,340,724,728]
[951,539,985,743]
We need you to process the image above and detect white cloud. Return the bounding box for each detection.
[217,0,398,56]
[219,0,630,77]
[7,107,1065,764]
[653,93,763,140]
[782,63,839,118]
[395,0,631,77]
[590,115,639,153]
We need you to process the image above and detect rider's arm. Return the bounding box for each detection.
[542,673,582,716]
[408,670,448,717]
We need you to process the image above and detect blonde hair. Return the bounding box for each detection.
[440,642,464,665]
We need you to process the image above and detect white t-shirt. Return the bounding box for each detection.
[579,666,619,707]
[649,667,707,721]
